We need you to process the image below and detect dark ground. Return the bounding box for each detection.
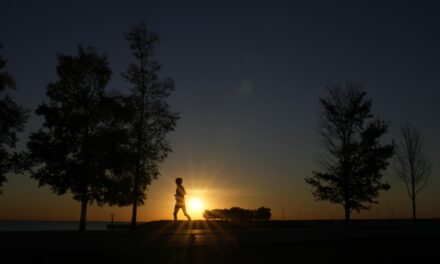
[1,220,439,263]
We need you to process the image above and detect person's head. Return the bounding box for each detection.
[175,178,183,185]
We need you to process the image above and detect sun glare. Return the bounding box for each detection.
[188,198,203,212]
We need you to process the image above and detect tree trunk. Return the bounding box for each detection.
[131,53,146,228]
[342,141,351,225]
[131,93,145,228]
[131,162,140,228]
[412,184,416,223]
[131,197,138,227]
[79,190,88,231]
[411,172,416,223]
[344,203,351,225]
[412,196,416,223]
[343,172,351,225]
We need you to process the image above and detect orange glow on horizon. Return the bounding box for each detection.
[1,170,440,222]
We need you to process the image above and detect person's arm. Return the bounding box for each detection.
[176,186,186,197]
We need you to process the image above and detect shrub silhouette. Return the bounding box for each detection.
[203,207,271,221]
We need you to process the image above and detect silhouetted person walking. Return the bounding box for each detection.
[173,178,191,221]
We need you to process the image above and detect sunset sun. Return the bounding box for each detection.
[188,198,203,212]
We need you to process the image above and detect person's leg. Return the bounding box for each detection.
[182,206,191,221]
[173,206,180,221]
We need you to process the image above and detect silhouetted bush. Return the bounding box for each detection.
[254,207,271,221]
[203,207,271,221]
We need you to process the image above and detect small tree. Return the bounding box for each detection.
[254,207,271,221]
[394,123,431,222]
[123,22,179,226]
[27,46,129,231]
[305,82,394,224]
[0,44,28,194]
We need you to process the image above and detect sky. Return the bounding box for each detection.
[0,0,439,221]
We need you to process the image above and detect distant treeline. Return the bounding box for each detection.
[203,207,271,221]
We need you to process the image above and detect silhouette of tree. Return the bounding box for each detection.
[254,207,271,221]
[0,44,28,194]
[394,123,431,223]
[123,22,179,227]
[27,46,130,231]
[305,82,394,224]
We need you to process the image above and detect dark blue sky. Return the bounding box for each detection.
[1,0,439,220]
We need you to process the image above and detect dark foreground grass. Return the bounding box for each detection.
[1,220,439,263]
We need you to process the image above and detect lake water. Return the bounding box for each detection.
[0,220,125,231]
